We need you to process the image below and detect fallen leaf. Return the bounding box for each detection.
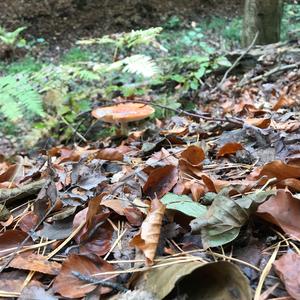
[143,165,178,199]
[273,94,295,111]
[249,160,300,182]
[161,193,207,218]
[132,260,251,300]
[10,253,61,275]
[257,189,300,239]
[190,189,275,248]
[181,145,205,167]
[217,142,244,158]
[245,117,271,129]
[131,198,165,264]
[52,254,114,298]
[96,145,131,161]
[0,230,32,258]
[273,252,300,300]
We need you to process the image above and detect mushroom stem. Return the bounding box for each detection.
[120,122,129,136]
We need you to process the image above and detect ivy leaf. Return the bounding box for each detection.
[161,193,207,218]
[190,189,275,248]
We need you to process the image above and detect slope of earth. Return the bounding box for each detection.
[0,37,300,299]
[0,0,242,49]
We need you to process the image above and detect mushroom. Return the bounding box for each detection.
[92,102,155,136]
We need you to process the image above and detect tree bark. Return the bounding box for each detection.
[242,0,283,47]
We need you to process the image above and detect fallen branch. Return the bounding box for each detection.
[71,271,129,293]
[116,100,244,126]
[239,61,300,86]
[0,179,47,204]
[211,32,259,93]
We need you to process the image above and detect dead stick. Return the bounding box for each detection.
[211,32,259,93]
[0,179,47,204]
[71,271,129,292]
[240,61,300,86]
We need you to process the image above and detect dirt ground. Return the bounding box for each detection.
[0,0,243,48]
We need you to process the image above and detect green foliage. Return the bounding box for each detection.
[61,47,93,64]
[161,193,207,218]
[0,26,26,47]
[4,57,43,74]
[77,27,163,53]
[0,73,44,121]
[282,3,300,40]
[163,16,182,30]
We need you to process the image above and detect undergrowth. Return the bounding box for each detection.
[0,3,299,148]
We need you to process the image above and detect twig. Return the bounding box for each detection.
[0,180,56,273]
[59,114,87,143]
[71,271,129,292]
[240,61,300,86]
[0,179,46,204]
[116,99,244,126]
[211,32,259,93]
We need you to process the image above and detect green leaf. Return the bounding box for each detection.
[161,193,207,218]
[190,189,275,248]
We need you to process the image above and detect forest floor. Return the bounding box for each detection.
[0,2,300,300]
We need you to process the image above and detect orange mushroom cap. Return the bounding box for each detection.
[91,103,155,123]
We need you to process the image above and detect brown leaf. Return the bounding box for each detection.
[0,164,17,183]
[124,207,144,226]
[143,165,178,199]
[273,95,295,111]
[18,212,39,233]
[273,252,300,299]
[9,253,61,275]
[245,118,271,129]
[181,145,205,167]
[0,270,27,294]
[96,145,131,161]
[131,198,165,265]
[257,189,300,239]
[249,160,300,182]
[0,230,32,258]
[217,142,244,158]
[52,254,114,298]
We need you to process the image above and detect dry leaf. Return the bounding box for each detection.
[143,165,178,199]
[10,253,61,275]
[217,142,243,158]
[52,254,114,298]
[274,252,300,300]
[257,189,300,239]
[131,198,165,264]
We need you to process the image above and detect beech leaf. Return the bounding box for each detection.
[161,193,207,218]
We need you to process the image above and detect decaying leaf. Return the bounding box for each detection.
[217,142,243,158]
[9,253,61,275]
[274,252,300,300]
[190,189,274,248]
[257,189,300,239]
[0,230,32,258]
[131,198,165,264]
[143,165,178,199]
[52,254,114,298]
[132,260,251,300]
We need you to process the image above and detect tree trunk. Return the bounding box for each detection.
[242,0,283,47]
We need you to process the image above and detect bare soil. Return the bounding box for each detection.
[0,0,243,48]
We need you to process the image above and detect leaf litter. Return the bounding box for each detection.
[0,48,300,300]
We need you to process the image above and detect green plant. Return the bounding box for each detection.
[0,26,26,48]
[0,73,44,121]
[281,3,300,40]
[163,16,182,30]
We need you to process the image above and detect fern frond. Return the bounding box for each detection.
[122,55,160,77]
[0,73,44,121]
